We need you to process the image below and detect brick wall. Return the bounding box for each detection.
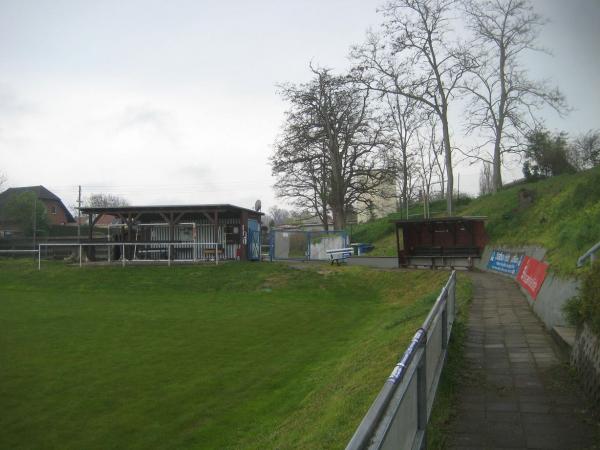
[42,200,71,225]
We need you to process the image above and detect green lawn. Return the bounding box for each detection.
[0,260,468,450]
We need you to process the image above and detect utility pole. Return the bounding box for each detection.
[32,196,37,251]
[77,185,81,243]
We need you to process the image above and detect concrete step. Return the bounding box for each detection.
[551,325,577,355]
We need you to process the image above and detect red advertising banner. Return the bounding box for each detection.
[517,256,549,299]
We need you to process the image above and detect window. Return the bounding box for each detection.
[51,206,57,215]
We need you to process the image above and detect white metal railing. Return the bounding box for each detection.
[577,241,600,267]
[345,271,457,450]
[36,242,222,270]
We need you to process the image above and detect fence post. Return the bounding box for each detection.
[122,244,125,267]
[449,272,456,325]
[442,301,449,350]
[417,336,428,449]
[168,245,171,267]
[38,244,41,271]
[79,245,82,268]
[215,242,219,265]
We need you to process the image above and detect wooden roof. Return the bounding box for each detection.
[80,204,263,216]
[392,216,487,225]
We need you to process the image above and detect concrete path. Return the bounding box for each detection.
[448,272,599,450]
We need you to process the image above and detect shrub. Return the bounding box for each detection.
[580,262,600,334]
[564,262,600,334]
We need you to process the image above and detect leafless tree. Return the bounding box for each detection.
[383,93,424,218]
[272,120,332,229]
[568,130,600,171]
[271,65,391,229]
[267,206,292,226]
[352,0,473,215]
[85,193,129,208]
[479,161,494,195]
[415,119,445,217]
[460,0,568,191]
[0,171,6,191]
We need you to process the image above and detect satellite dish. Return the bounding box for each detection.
[254,199,262,212]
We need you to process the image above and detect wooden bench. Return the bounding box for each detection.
[203,247,225,261]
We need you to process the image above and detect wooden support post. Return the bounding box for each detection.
[214,211,219,264]
[395,224,401,268]
[169,213,175,263]
[240,211,248,261]
[87,214,94,262]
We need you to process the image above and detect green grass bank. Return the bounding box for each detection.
[350,166,600,276]
[0,260,470,449]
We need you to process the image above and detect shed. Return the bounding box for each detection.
[393,216,488,269]
[79,204,263,262]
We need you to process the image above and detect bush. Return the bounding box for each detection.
[564,262,600,334]
[563,296,584,327]
[580,262,600,334]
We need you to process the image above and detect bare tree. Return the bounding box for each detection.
[272,105,332,229]
[479,161,494,195]
[461,0,567,191]
[568,130,600,170]
[383,93,424,218]
[0,172,6,191]
[415,119,445,217]
[85,193,129,208]
[267,206,291,226]
[352,0,473,215]
[272,65,390,229]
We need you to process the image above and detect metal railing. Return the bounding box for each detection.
[36,242,222,270]
[0,249,39,255]
[577,241,600,267]
[346,271,457,450]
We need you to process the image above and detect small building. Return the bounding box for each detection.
[356,176,398,224]
[0,186,75,235]
[79,203,263,262]
[394,216,488,269]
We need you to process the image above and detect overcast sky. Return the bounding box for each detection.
[1,0,598,212]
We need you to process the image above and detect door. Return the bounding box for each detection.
[247,219,261,261]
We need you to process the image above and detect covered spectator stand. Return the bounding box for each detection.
[79,204,263,263]
[394,216,488,269]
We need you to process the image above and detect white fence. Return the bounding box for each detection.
[270,230,349,261]
[346,271,457,450]
[35,242,222,270]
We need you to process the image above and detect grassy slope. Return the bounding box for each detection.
[351,166,600,276]
[0,260,467,450]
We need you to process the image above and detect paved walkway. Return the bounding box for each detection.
[449,272,599,450]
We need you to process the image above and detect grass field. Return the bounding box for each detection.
[0,260,469,449]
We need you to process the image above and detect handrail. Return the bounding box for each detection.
[36,241,223,270]
[346,271,456,450]
[577,241,600,267]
